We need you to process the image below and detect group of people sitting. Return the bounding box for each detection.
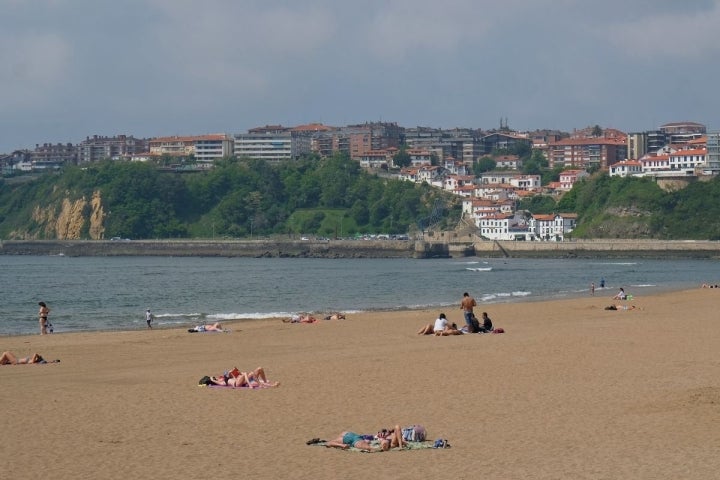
[417,312,494,336]
[1,351,58,365]
[200,366,280,388]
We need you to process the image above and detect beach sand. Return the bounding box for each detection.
[2,288,720,479]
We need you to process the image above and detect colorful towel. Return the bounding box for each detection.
[202,383,275,389]
[307,439,435,452]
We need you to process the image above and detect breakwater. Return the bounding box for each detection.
[0,239,414,258]
[2,238,720,259]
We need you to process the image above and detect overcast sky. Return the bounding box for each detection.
[1,0,719,152]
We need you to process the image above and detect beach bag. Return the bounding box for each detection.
[492,328,504,334]
[198,376,213,386]
[401,425,426,442]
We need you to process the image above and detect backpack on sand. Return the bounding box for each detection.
[401,425,426,442]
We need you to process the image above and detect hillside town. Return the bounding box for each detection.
[1,121,718,242]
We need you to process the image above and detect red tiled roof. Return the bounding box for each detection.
[292,123,335,132]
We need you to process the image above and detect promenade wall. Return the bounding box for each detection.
[0,239,414,258]
[2,238,720,259]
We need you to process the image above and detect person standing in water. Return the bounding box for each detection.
[38,302,50,335]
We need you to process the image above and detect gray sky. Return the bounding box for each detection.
[1,0,719,152]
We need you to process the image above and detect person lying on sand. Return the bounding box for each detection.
[604,304,637,311]
[209,366,280,388]
[375,425,407,450]
[283,314,317,323]
[1,351,58,365]
[324,431,387,452]
[323,312,346,320]
[188,322,224,332]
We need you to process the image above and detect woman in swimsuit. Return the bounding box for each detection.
[1,351,46,365]
[324,431,385,452]
[38,301,50,335]
[209,366,279,388]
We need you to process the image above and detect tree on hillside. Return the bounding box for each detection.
[474,156,496,175]
[393,147,411,168]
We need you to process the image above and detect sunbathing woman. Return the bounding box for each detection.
[188,322,224,332]
[210,366,279,388]
[324,431,387,452]
[376,424,407,450]
[283,314,317,323]
[1,351,49,365]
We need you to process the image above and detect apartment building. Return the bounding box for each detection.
[233,126,293,163]
[660,122,706,144]
[76,135,148,163]
[548,136,627,170]
[706,132,720,173]
[404,127,481,165]
[149,134,232,164]
[31,143,76,169]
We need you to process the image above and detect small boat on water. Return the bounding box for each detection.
[466,267,492,272]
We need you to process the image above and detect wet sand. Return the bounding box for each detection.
[2,288,719,479]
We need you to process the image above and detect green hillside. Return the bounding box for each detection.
[527,173,720,240]
[0,155,461,240]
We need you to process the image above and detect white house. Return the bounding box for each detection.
[668,148,706,172]
[528,213,577,241]
[558,170,589,191]
[609,160,643,177]
[639,153,670,172]
[478,213,532,240]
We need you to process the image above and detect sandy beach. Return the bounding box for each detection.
[2,288,720,479]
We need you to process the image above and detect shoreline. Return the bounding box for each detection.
[2,282,689,338]
[0,283,692,338]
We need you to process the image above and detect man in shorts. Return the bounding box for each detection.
[460,292,477,331]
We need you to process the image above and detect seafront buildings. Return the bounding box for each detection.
[1,120,717,241]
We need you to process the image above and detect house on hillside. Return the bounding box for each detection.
[559,170,588,191]
[609,160,642,177]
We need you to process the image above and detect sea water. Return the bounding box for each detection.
[0,255,717,336]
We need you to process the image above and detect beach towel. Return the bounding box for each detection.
[307,439,436,452]
[197,375,277,389]
[203,384,272,389]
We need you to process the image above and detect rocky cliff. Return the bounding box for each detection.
[23,190,105,240]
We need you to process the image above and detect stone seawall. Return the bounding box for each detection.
[0,239,415,258]
[465,239,720,259]
[2,239,720,259]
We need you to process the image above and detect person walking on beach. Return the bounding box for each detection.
[38,302,50,335]
[591,282,595,296]
[460,292,477,330]
[600,277,605,289]
[145,309,155,329]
